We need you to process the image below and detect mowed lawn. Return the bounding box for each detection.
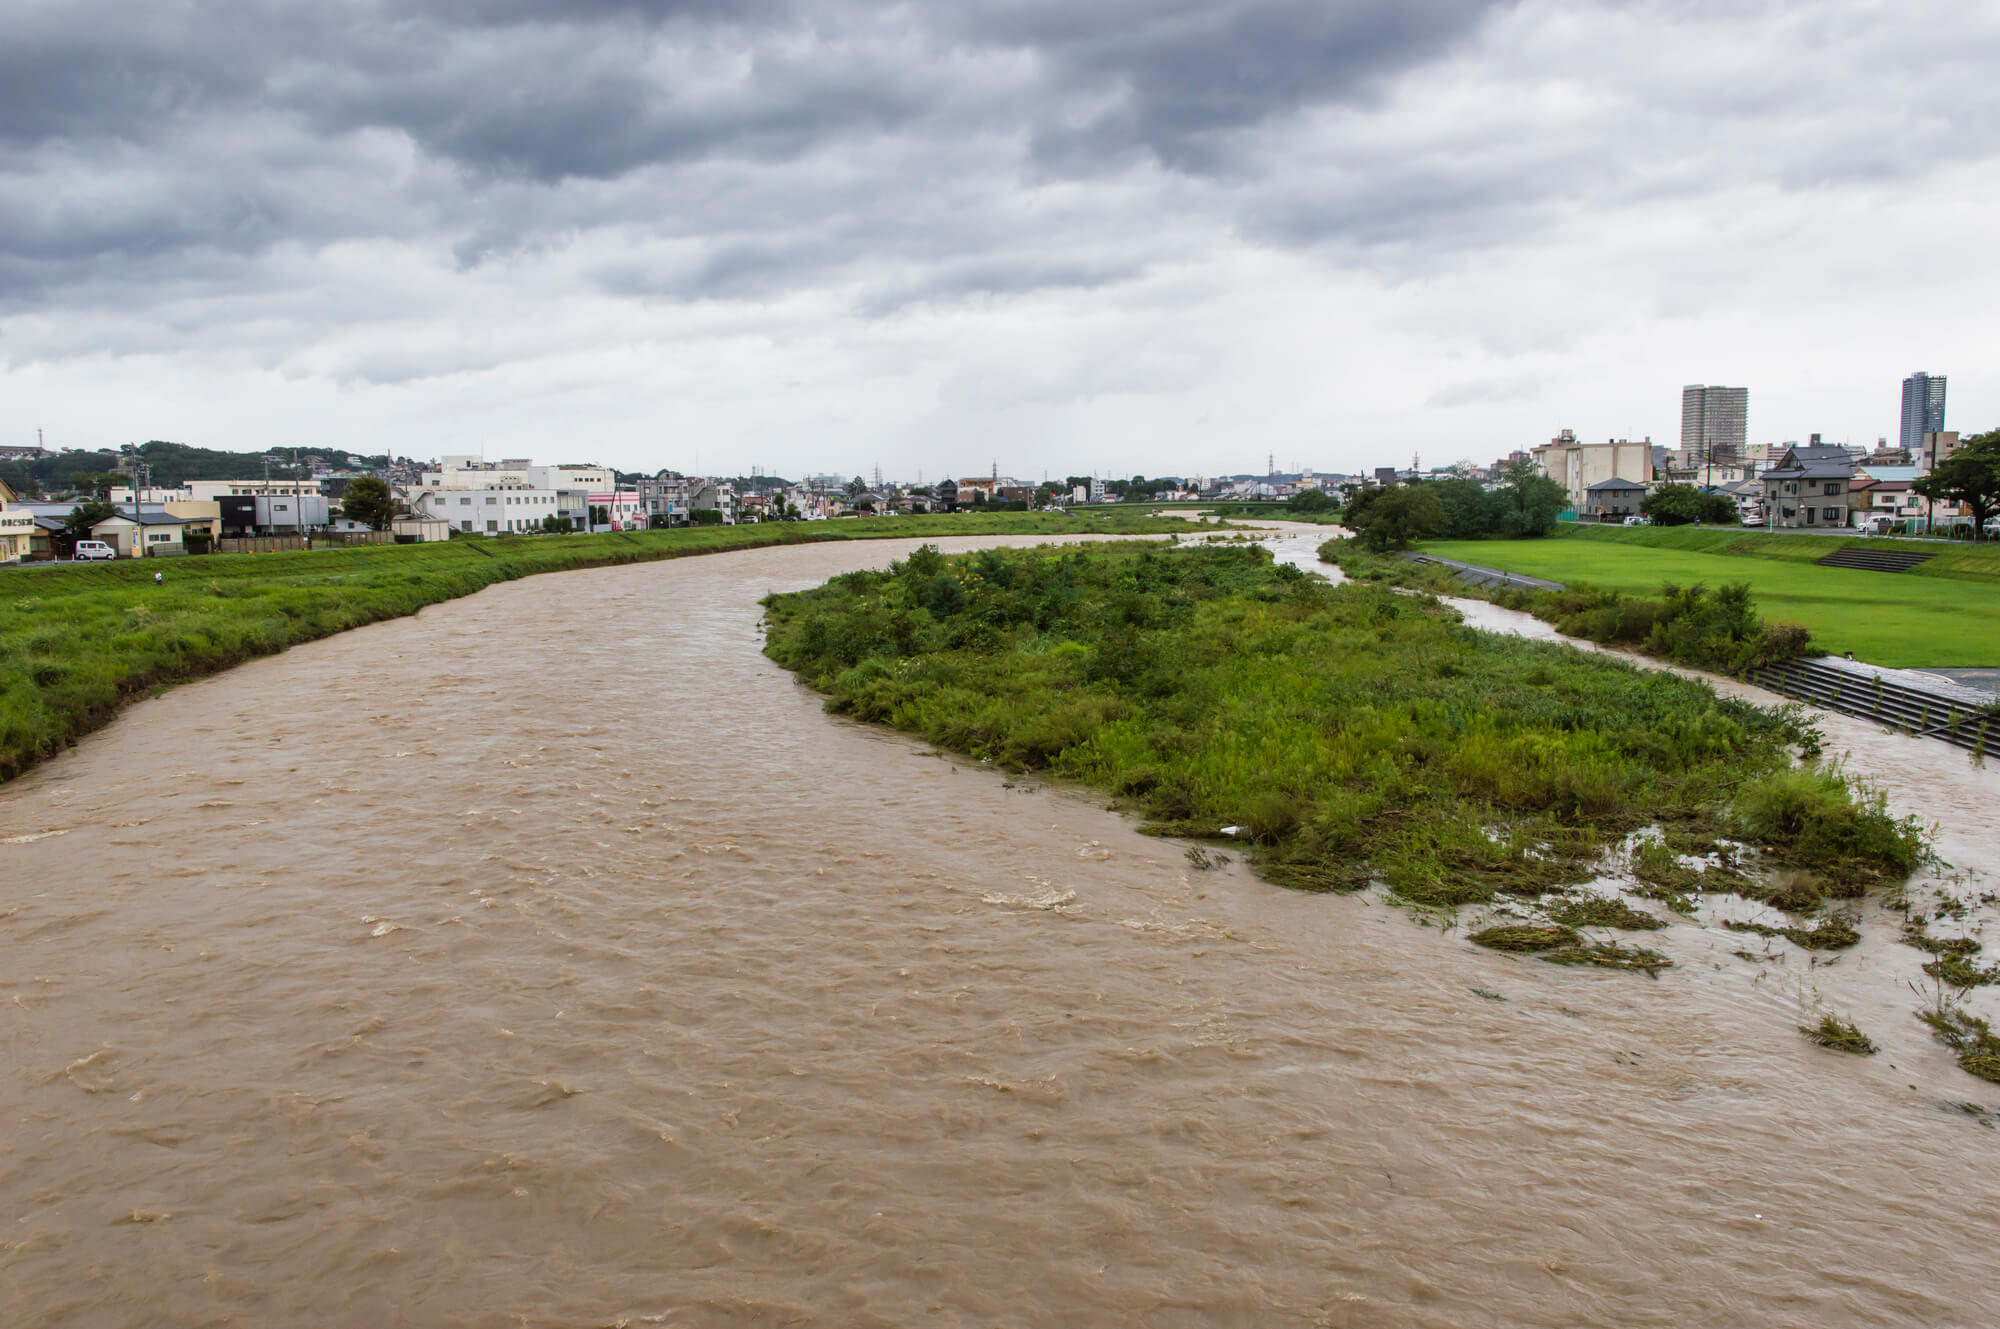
[1419,538,2000,668]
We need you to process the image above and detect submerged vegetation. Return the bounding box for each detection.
[765,542,1927,978]
[0,510,1197,784]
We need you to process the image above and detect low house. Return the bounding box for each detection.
[91,510,197,557]
[1713,479,1764,522]
[1759,444,1854,529]
[1582,477,1647,522]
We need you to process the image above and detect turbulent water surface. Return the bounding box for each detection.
[4,531,1998,1328]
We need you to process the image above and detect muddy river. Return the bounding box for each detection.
[3,531,1997,1327]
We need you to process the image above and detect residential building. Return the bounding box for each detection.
[91,510,199,557]
[412,486,562,535]
[686,479,738,525]
[1680,385,1749,465]
[1713,479,1765,522]
[217,493,332,536]
[634,472,691,526]
[1581,478,1648,522]
[0,477,31,562]
[1899,372,1947,453]
[1533,431,1655,512]
[1758,444,1854,529]
[1847,465,1924,529]
[1919,430,1961,473]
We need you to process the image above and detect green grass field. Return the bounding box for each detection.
[0,510,1197,784]
[1546,522,2000,583]
[1419,526,2000,667]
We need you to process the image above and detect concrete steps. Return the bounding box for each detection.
[1747,656,1998,755]
[1814,545,1936,573]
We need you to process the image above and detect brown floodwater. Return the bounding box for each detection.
[4,531,1998,1328]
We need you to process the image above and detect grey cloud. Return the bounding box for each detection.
[2,0,1998,332]
[967,0,1506,172]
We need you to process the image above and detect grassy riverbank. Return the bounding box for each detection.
[1413,525,2000,666]
[764,542,1922,944]
[1321,539,1817,676]
[0,511,1196,784]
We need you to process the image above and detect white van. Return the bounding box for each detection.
[74,540,117,561]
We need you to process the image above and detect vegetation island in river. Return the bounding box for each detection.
[760,541,1986,1075]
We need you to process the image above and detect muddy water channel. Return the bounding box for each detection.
[5,531,1998,1327]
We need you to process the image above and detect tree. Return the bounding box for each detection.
[62,499,115,554]
[341,476,396,531]
[1287,487,1336,514]
[1695,490,1740,525]
[847,476,867,499]
[1642,483,1705,526]
[1913,430,2000,538]
[1497,461,1567,537]
[1349,486,1448,551]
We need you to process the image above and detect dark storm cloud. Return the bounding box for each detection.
[957,0,1502,171]
[2,0,1509,317]
[2,0,1997,329]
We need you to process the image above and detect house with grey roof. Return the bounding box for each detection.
[1759,444,1855,529]
[1582,477,1648,522]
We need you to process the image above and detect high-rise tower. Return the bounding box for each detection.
[1680,385,1748,465]
[1900,372,1947,453]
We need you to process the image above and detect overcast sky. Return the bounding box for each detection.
[2,0,1995,480]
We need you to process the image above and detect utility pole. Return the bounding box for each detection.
[129,461,150,558]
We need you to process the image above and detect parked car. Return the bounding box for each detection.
[1622,515,1649,526]
[73,540,117,561]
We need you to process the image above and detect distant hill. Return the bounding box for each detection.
[1,440,390,494]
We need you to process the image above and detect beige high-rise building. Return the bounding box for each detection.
[1681,385,1748,463]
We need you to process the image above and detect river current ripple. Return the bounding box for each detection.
[3,531,1997,1327]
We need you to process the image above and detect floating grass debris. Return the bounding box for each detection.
[1548,896,1666,931]
[1471,924,1579,952]
[1922,955,2000,988]
[1920,1009,2000,1084]
[1540,941,1673,977]
[1724,916,1862,950]
[1801,1013,1877,1055]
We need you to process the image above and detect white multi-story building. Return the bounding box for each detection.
[110,479,325,503]
[413,486,564,534]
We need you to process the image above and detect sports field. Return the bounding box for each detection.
[1419,528,2000,668]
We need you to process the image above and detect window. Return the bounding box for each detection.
[461,520,472,531]
[486,496,497,505]
[486,520,497,532]
[459,496,471,505]
[1823,482,1841,496]
[1824,507,1840,522]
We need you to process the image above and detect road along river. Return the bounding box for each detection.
[4,531,1998,1328]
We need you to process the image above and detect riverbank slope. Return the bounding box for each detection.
[0,512,1197,783]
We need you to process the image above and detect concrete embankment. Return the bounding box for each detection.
[1403,550,1997,753]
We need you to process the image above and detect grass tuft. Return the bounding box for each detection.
[1801,1014,1877,1055]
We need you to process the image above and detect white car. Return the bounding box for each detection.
[73,540,117,561]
